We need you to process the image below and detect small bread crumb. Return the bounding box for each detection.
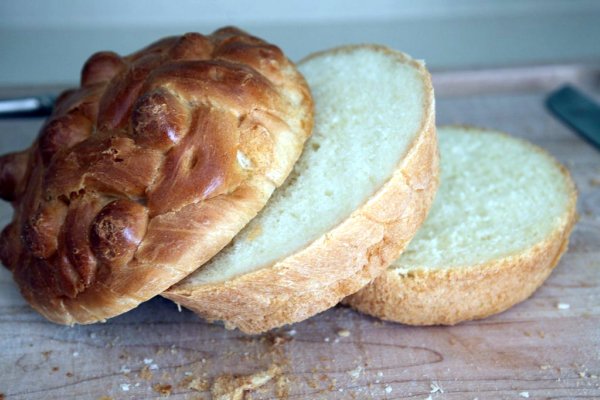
[384,385,393,393]
[557,303,570,310]
[430,382,444,393]
[211,365,280,400]
[538,330,546,339]
[139,365,153,380]
[337,329,351,337]
[275,374,290,398]
[120,383,130,392]
[186,377,210,392]
[153,383,172,396]
[519,392,529,398]
[267,333,291,346]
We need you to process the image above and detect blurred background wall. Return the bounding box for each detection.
[1,0,600,85]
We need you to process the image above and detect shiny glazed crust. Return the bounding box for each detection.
[0,27,313,324]
[164,45,438,334]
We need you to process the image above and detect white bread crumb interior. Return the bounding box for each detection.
[183,47,428,285]
[394,126,573,273]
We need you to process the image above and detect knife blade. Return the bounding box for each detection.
[546,85,600,151]
[0,94,56,118]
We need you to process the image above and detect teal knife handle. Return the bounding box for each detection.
[546,85,600,151]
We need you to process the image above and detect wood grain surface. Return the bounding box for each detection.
[0,66,599,399]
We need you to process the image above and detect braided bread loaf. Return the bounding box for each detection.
[0,27,313,324]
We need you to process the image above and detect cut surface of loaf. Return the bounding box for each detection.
[0,27,313,324]
[165,45,438,334]
[345,126,578,325]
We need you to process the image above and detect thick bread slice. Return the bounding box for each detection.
[345,126,578,325]
[0,27,313,324]
[164,45,438,334]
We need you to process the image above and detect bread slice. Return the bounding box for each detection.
[164,45,438,334]
[345,126,578,325]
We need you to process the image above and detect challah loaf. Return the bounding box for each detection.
[0,27,313,324]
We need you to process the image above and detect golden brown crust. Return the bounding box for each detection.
[163,46,438,334]
[344,130,579,325]
[0,27,313,324]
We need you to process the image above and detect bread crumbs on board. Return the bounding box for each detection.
[139,365,153,380]
[211,365,281,400]
[152,383,172,396]
[107,327,297,400]
[266,332,292,346]
[537,330,546,339]
[180,376,210,392]
[430,382,444,393]
[337,329,351,337]
[275,375,290,399]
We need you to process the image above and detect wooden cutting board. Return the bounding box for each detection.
[1,65,599,400]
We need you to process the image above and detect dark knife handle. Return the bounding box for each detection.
[546,85,600,151]
[0,94,57,118]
